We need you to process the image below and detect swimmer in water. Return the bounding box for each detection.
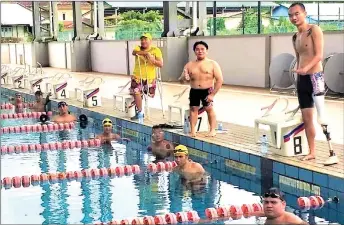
[253,187,308,225]
[173,145,207,190]
[150,125,174,160]
[31,91,51,112]
[52,101,76,123]
[96,118,129,145]
[13,93,24,113]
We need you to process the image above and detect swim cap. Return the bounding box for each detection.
[174,145,188,156]
[102,118,112,126]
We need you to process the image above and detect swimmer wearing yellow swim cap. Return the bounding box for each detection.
[96,118,122,144]
[174,145,207,190]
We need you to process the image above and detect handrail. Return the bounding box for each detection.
[261,97,289,117]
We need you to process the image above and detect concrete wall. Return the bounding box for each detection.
[90,40,128,75]
[48,42,67,69]
[2,31,343,88]
[188,35,269,87]
[1,44,10,64]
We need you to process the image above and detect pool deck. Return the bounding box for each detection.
[1,65,343,180]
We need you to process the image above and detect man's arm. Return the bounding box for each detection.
[292,33,299,69]
[211,61,223,96]
[178,63,190,83]
[132,46,147,56]
[303,25,324,72]
[149,48,163,68]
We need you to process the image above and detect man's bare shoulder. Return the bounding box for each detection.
[285,212,307,224]
[308,24,323,36]
[191,161,205,171]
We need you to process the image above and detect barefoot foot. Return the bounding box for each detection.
[190,132,196,137]
[206,130,217,137]
[301,154,315,161]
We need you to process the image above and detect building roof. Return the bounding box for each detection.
[279,3,344,21]
[1,3,33,26]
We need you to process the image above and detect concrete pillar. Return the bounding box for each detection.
[32,2,41,41]
[162,1,178,37]
[97,1,105,38]
[198,1,207,35]
[70,40,91,72]
[52,2,59,39]
[72,2,86,40]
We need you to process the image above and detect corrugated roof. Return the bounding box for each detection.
[1,3,33,26]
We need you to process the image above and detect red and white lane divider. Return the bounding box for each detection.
[0,103,14,109]
[95,203,264,225]
[147,161,177,174]
[1,161,178,189]
[0,111,52,120]
[1,165,141,189]
[297,195,339,210]
[1,139,101,155]
[95,210,201,225]
[0,103,34,109]
[0,122,75,134]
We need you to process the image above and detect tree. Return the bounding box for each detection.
[115,10,163,40]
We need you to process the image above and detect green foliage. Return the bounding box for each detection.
[115,10,163,40]
[237,9,259,34]
[264,17,296,33]
[207,17,226,33]
[58,22,64,32]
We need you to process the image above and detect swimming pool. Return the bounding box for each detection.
[0,93,342,224]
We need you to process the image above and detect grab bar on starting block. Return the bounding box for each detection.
[261,97,289,117]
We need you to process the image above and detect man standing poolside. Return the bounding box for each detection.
[179,41,223,137]
[289,2,338,165]
[130,33,163,120]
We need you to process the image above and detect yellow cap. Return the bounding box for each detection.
[140,33,152,40]
[102,118,112,126]
[174,145,188,156]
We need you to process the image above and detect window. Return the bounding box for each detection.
[62,13,66,21]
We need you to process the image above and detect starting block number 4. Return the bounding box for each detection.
[84,88,101,107]
[54,82,69,100]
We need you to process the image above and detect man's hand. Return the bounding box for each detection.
[292,68,308,75]
[206,93,214,102]
[145,53,155,63]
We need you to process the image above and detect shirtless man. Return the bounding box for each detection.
[52,101,76,123]
[179,41,223,137]
[13,93,24,113]
[289,3,338,165]
[31,91,51,112]
[96,118,123,145]
[255,187,308,225]
[150,124,174,160]
[173,145,207,190]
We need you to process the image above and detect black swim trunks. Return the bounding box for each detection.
[189,87,213,107]
[297,74,314,109]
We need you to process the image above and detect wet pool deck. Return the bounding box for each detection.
[1,65,343,180]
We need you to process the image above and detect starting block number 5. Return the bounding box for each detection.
[84,89,101,107]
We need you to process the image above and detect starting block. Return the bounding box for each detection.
[168,103,189,125]
[83,88,101,107]
[12,75,25,89]
[29,78,45,94]
[185,108,209,132]
[114,93,133,112]
[53,82,69,100]
[254,97,309,157]
[1,72,8,85]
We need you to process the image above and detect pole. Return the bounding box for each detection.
[213,1,217,36]
[258,1,261,34]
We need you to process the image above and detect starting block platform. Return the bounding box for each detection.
[254,97,309,157]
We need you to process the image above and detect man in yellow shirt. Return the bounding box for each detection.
[130,33,163,120]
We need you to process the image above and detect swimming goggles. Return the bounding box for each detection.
[58,101,68,108]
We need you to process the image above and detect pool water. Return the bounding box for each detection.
[0,95,341,224]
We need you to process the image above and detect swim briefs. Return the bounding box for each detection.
[297,72,325,109]
[189,87,213,107]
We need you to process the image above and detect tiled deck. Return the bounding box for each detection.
[1,65,343,180]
